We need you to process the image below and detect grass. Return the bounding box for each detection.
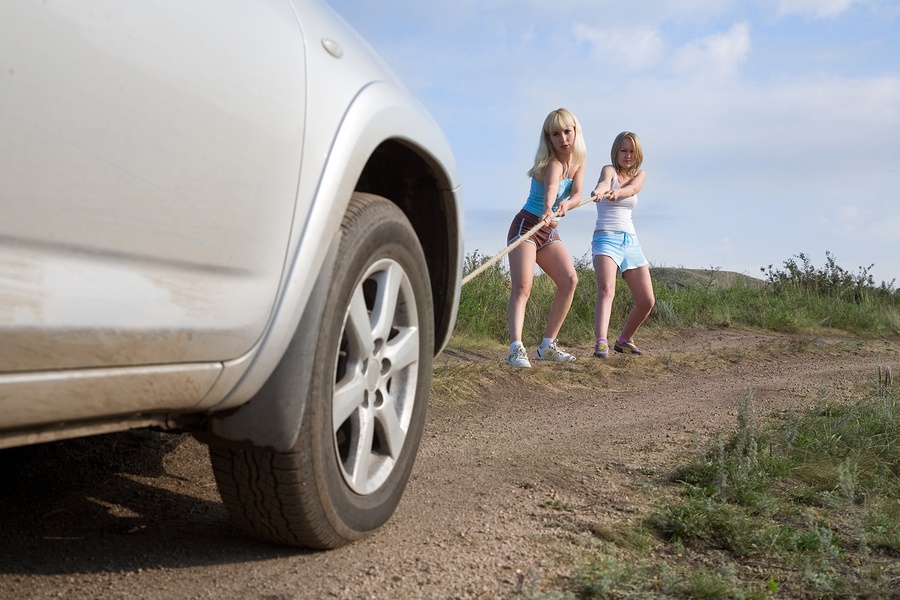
[585,380,900,598]
[444,251,900,598]
[456,250,900,347]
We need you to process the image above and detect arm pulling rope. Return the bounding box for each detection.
[461,195,597,286]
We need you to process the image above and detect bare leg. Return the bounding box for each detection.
[507,241,537,343]
[619,265,655,341]
[535,240,578,340]
[593,254,618,342]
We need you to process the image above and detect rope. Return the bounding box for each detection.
[461,195,597,286]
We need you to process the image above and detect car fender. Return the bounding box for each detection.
[203,81,460,450]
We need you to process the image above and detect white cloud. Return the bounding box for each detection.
[672,22,751,79]
[575,25,665,70]
[776,0,866,19]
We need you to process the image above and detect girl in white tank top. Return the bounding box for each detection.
[587,131,655,359]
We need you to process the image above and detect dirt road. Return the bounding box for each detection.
[1,328,897,599]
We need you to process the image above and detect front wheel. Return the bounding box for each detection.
[210,193,434,548]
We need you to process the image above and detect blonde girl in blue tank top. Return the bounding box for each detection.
[505,108,586,368]
[589,131,655,358]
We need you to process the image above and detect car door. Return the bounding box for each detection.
[0,0,306,375]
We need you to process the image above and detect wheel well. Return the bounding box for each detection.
[354,140,460,350]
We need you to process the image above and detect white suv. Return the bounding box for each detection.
[0,0,463,549]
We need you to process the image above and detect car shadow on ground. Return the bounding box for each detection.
[0,431,309,574]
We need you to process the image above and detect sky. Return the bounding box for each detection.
[329,0,900,286]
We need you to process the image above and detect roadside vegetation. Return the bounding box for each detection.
[454,250,899,348]
[442,251,900,598]
[523,372,899,600]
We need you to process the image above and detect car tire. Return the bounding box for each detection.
[209,193,434,548]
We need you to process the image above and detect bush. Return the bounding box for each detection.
[761,251,898,305]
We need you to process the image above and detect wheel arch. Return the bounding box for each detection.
[356,138,462,355]
[202,82,462,451]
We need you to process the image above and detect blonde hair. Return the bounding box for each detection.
[528,108,587,180]
[610,131,643,179]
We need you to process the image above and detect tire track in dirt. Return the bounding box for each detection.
[1,329,897,599]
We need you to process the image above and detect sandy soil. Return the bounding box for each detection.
[1,328,897,599]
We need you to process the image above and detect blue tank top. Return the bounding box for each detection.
[522,177,573,219]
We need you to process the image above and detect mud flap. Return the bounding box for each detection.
[203,233,341,451]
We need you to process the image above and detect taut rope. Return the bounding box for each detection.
[460,196,596,286]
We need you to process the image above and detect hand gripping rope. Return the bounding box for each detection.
[460,194,600,286]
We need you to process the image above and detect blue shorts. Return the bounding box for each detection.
[591,231,649,274]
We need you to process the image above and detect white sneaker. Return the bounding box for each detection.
[536,340,576,362]
[506,343,531,368]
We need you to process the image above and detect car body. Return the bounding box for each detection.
[0,0,463,548]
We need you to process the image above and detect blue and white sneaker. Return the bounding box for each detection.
[507,343,532,368]
[536,340,576,362]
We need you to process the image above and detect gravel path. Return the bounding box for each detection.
[1,328,896,599]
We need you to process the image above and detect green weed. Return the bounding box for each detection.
[458,250,900,344]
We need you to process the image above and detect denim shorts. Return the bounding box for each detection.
[591,230,649,274]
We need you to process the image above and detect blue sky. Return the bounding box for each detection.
[330,0,900,285]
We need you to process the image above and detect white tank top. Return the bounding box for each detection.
[593,175,637,234]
